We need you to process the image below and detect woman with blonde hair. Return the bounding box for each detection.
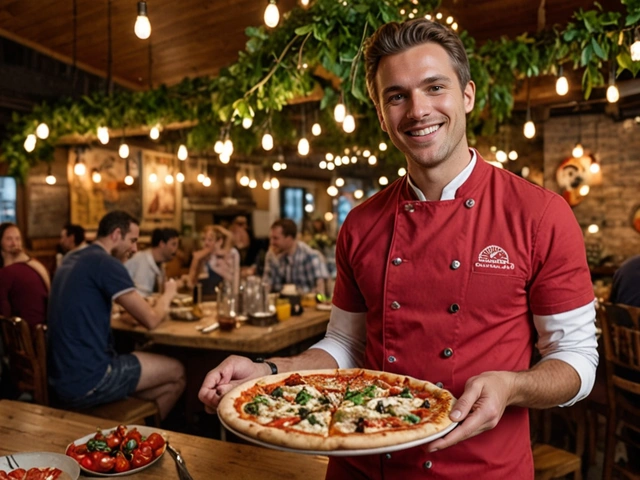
[188,225,240,298]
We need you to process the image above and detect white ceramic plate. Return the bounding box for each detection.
[68,424,165,477]
[0,452,80,479]
[219,416,458,457]
[316,303,332,311]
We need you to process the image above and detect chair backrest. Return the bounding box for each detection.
[600,302,640,398]
[0,316,49,405]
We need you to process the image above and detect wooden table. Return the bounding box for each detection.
[0,400,329,479]
[112,308,331,354]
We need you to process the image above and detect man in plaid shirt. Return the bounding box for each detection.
[263,218,328,295]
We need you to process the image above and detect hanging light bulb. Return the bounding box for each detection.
[379,176,389,186]
[242,117,253,129]
[343,114,356,133]
[351,156,357,164]
[249,179,257,189]
[214,140,224,154]
[262,133,274,151]
[148,172,157,183]
[264,0,280,28]
[521,166,530,178]
[606,83,619,103]
[589,161,600,174]
[119,142,130,159]
[203,177,212,187]
[36,122,49,139]
[165,174,174,184]
[124,174,134,185]
[631,27,640,62]
[368,155,377,166]
[263,179,272,190]
[379,142,387,151]
[354,189,364,199]
[523,120,536,139]
[495,150,508,163]
[197,173,204,183]
[298,137,310,156]
[92,169,102,184]
[45,165,56,185]
[97,126,110,144]
[74,157,86,176]
[177,144,188,161]
[219,153,231,164]
[134,1,151,39]
[572,143,584,159]
[176,171,185,183]
[240,174,250,186]
[273,162,282,172]
[319,161,327,169]
[327,185,339,196]
[300,0,309,6]
[334,103,346,123]
[327,162,335,171]
[335,177,345,187]
[579,185,590,196]
[555,65,569,96]
[587,224,599,234]
[311,123,322,136]
[24,134,36,152]
[149,125,160,140]
[270,177,280,189]
[223,139,234,157]
[335,156,343,166]
[398,167,407,176]
[362,150,371,158]
[508,150,518,161]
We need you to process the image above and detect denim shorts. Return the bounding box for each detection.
[63,354,141,409]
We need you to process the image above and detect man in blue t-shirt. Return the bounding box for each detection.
[48,211,185,419]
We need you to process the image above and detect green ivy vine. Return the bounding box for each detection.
[1,0,639,180]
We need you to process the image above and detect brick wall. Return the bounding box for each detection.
[543,114,640,265]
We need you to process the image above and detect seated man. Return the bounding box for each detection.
[125,227,180,297]
[58,223,88,267]
[262,218,328,296]
[47,211,185,420]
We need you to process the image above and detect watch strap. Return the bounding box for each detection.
[254,358,278,375]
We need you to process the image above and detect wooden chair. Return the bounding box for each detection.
[0,316,160,426]
[600,302,640,480]
[533,443,582,480]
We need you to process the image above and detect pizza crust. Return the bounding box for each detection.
[218,368,456,452]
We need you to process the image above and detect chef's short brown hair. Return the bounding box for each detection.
[364,18,471,106]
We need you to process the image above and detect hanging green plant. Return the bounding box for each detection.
[1,0,639,181]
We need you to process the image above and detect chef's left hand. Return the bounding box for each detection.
[427,370,516,452]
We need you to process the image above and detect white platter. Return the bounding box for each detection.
[0,452,80,479]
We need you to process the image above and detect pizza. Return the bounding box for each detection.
[0,467,68,480]
[218,369,456,451]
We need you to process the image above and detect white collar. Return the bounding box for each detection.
[408,149,477,201]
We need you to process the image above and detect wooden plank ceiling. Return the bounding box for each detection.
[0,0,627,94]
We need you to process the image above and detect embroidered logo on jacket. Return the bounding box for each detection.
[475,245,515,271]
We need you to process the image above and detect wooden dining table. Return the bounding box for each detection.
[0,400,329,479]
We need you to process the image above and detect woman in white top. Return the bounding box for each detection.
[188,225,240,297]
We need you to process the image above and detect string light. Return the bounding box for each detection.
[149,125,160,140]
[298,138,310,156]
[555,65,569,96]
[631,27,640,62]
[249,179,257,189]
[240,174,250,186]
[334,156,342,166]
[523,79,536,139]
[398,167,407,176]
[74,153,86,176]
[148,172,157,183]
[24,134,36,152]
[589,161,600,174]
[242,117,253,129]
[379,142,387,151]
[379,176,389,186]
[342,114,356,133]
[579,185,590,196]
[319,161,327,169]
[36,123,49,139]
[311,123,322,136]
[118,142,129,159]
[327,162,335,171]
[587,224,599,234]
[368,155,377,165]
[334,103,346,123]
[165,173,174,184]
[270,177,280,189]
[92,169,102,184]
[97,126,110,145]
[572,143,584,158]
[219,153,231,164]
[264,0,280,28]
[354,189,364,199]
[335,177,345,187]
[124,175,134,185]
[214,140,224,154]
[45,165,56,185]
[327,185,339,196]
[203,177,212,187]
[325,153,334,161]
[606,62,619,103]
[495,150,508,162]
[508,150,518,161]
[223,139,234,157]
[134,1,151,39]
[324,212,334,222]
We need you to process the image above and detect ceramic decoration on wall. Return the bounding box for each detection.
[555,154,602,207]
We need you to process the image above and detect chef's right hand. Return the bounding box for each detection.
[198,355,272,413]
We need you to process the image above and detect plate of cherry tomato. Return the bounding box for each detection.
[65,424,166,476]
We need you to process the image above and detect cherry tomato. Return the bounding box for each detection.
[131,448,153,468]
[145,432,165,451]
[116,425,128,438]
[106,431,122,449]
[96,455,116,473]
[125,428,142,445]
[80,456,94,471]
[114,452,131,473]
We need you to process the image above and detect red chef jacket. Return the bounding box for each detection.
[328,152,594,479]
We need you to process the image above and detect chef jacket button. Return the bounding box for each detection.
[385,453,392,459]
[404,203,415,212]
[392,257,403,266]
[388,355,396,363]
[443,348,454,358]
[450,260,461,270]
[464,198,475,208]
[435,382,443,388]
[449,303,460,313]
[391,301,401,310]
[423,460,433,469]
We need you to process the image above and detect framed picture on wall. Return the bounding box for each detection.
[141,150,181,229]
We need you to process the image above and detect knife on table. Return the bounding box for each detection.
[166,442,195,480]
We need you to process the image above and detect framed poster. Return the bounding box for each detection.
[142,150,178,221]
[69,147,141,230]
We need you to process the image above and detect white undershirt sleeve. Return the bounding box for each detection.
[533,300,599,407]
[310,304,366,368]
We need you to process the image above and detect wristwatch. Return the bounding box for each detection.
[254,357,278,375]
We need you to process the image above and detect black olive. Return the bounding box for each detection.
[298,407,309,419]
[422,399,431,409]
[355,417,365,433]
[375,400,385,414]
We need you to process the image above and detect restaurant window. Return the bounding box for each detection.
[280,187,305,227]
[0,176,17,223]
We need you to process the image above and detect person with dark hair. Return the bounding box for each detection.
[48,211,185,419]
[262,218,328,295]
[0,222,49,331]
[57,223,88,267]
[229,215,262,276]
[609,254,640,307]
[125,227,180,297]
[199,19,598,479]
